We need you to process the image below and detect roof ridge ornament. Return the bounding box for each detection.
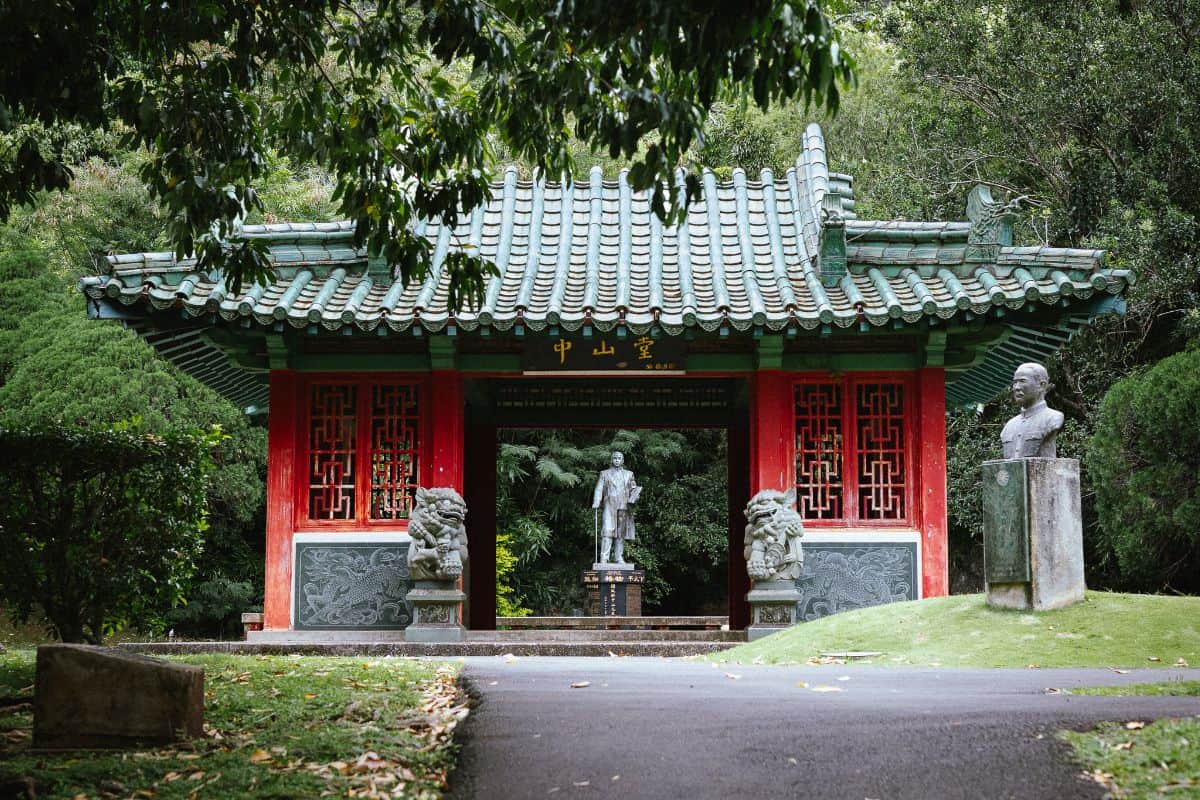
[966,184,1024,263]
[818,199,847,288]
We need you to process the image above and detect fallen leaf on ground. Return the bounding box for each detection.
[1111,669,1130,675]
[1175,658,1189,667]
[810,686,843,693]
[1044,687,1065,695]
[570,681,591,689]
[1112,741,1134,751]
[503,653,519,663]
[787,757,798,765]
[837,676,851,682]
[303,693,317,700]
[796,681,808,688]
[724,673,741,680]
[611,775,620,782]
[249,748,273,763]
[572,780,590,787]
[1125,721,1146,730]
[1148,656,1161,662]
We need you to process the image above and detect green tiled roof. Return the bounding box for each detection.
[80,124,1131,410]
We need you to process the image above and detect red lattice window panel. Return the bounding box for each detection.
[793,375,912,525]
[308,384,357,520]
[856,382,907,520]
[303,378,425,526]
[369,383,421,520]
[794,383,844,519]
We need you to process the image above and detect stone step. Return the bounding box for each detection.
[467,629,743,642]
[497,616,727,630]
[119,640,738,658]
[241,628,742,644]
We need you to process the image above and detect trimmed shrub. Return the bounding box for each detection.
[0,425,219,643]
[1088,348,1200,592]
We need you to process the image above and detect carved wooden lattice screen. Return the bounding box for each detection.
[369,383,420,520]
[308,384,357,520]
[856,382,907,520]
[794,377,911,525]
[794,383,844,519]
[306,379,423,524]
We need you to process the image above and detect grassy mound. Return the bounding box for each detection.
[710,592,1200,668]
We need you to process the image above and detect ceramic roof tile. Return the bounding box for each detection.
[80,125,1131,406]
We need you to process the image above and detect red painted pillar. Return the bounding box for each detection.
[749,370,793,494]
[917,367,949,598]
[264,370,299,630]
[429,371,465,491]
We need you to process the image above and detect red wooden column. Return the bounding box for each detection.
[264,370,299,630]
[749,370,793,494]
[429,371,465,491]
[917,367,949,597]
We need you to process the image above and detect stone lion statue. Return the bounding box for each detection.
[743,488,805,582]
[407,487,469,581]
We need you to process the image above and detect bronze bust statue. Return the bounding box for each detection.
[1000,362,1064,459]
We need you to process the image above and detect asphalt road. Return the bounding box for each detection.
[446,657,1199,800]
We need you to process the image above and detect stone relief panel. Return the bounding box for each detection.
[294,542,412,630]
[794,542,917,621]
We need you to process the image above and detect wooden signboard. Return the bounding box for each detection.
[522,334,685,374]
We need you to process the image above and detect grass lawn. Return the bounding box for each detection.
[708,591,1200,668]
[0,650,465,799]
[1063,719,1200,798]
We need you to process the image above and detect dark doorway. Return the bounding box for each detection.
[463,377,751,630]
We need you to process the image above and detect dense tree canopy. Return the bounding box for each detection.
[0,0,852,306]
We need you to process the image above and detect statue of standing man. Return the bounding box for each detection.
[592,451,641,565]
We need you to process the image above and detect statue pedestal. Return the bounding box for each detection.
[982,458,1085,611]
[746,579,801,641]
[405,580,466,642]
[582,569,644,617]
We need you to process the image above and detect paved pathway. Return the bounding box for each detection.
[447,657,1199,800]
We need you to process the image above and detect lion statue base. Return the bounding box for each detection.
[743,487,805,582]
[407,487,469,581]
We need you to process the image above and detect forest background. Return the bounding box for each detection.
[1,0,1197,635]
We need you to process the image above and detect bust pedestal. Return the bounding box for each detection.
[982,457,1085,611]
[582,566,644,617]
[746,579,801,641]
[405,580,466,642]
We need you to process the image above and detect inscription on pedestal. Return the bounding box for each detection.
[582,570,644,617]
[294,542,412,630]
[982,460,1031,583]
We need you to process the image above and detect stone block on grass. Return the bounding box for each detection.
[33,644,204,749]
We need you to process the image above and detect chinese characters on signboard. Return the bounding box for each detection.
[522,334,685,373]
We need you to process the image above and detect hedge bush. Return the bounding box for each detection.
[0,425,219,643]
[1088,347,1200,592]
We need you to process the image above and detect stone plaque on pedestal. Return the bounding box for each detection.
[405,580,466,642]
[746,579,801,641]
[582,569,644,617]
[983,457,1085,611]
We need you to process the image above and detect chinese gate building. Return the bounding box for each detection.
[81,125,1130,632]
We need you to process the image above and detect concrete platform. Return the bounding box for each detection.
[117,640,739,657]
[496,615,727,630]
[242,628,743,643]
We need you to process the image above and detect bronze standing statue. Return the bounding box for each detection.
[592,451,640,565]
